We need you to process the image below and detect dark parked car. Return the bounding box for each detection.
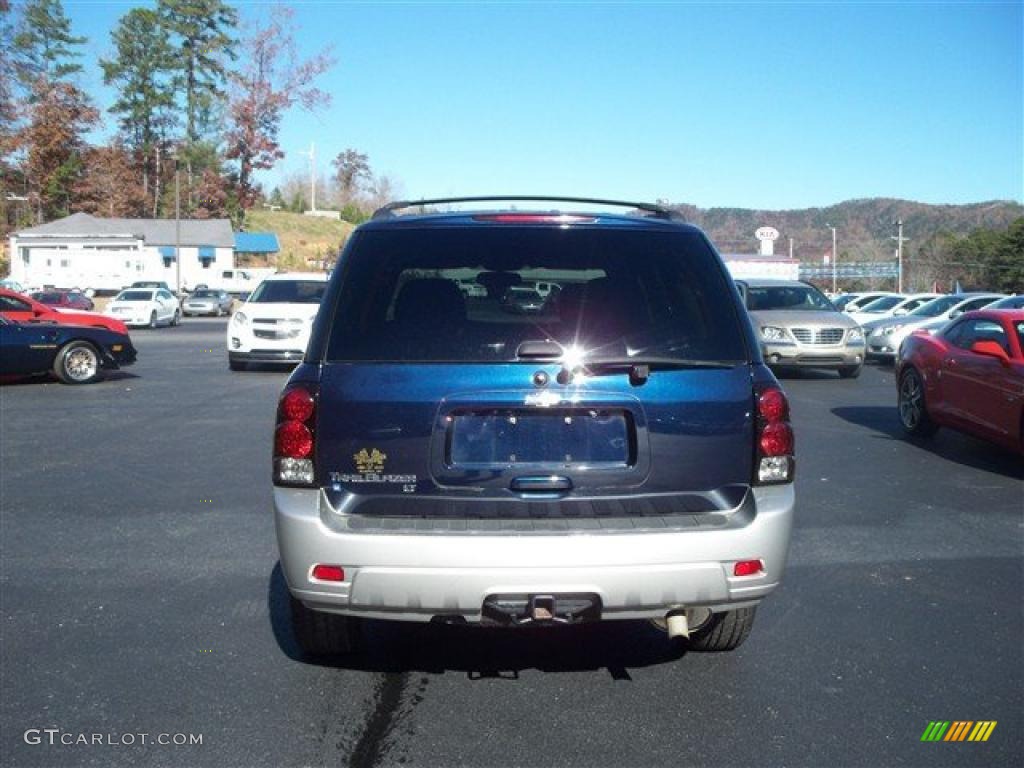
[0,316,137,384]
[272,196,796,658]
[897,309,1024,454]
[30,289,94,311]
[501,286,546,314]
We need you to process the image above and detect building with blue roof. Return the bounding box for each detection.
[8,213,283,293]
[234,232,280,258]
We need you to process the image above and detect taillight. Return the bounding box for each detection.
[274,384,317,486]
[755,386,794,484]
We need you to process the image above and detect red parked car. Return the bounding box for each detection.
[897,309,1024,454]
[30,289,95,311]
[0,288,128,334]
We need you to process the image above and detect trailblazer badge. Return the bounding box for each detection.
[329,447,417,492]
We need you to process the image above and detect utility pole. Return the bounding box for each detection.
[788,237,794,260]
[175,159,181,297]
[891,219,909,293]
[300,142,316,212]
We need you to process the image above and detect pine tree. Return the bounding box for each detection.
[100,8,177,213]
[12,0,85,95]
[157,0,237,148]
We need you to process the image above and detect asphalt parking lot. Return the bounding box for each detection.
[2,319,1021,768]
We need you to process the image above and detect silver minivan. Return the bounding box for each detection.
[738,279,865,378]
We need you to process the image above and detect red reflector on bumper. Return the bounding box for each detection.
[733,560,764,577]
[312,564,345,582]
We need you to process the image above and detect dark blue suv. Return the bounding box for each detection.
[272,197,795,656]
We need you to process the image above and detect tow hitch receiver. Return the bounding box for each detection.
[482,593,602,625]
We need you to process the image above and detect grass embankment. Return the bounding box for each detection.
[242,210,356,271]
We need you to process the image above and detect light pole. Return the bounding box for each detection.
[826,224,837,294]
[891,219,909,293]
[174,158,181,297]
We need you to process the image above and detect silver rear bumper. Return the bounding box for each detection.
[275,484,795,622]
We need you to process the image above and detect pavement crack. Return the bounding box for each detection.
[347,672,411,768]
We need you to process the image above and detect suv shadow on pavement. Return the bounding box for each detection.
[268,564,686,676]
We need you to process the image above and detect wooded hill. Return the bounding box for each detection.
[670,198,1023,263]
[246,198,1023,269]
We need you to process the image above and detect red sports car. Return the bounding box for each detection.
[30,289,95,311]
[0,288,128,334]
[896,308,1024,454]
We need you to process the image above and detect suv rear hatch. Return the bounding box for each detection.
[312,222,755,517]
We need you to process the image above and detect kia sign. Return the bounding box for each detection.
[756,226,780,256]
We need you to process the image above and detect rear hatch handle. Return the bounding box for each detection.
[516,340,563,360]
[510,475,573,495]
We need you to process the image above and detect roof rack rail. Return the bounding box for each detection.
[371,196,684,221]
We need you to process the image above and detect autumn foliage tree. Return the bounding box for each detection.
[72,143,148,217]
[0,0,21,235]
[332,148,371,204]
[224,6,333,217]
[19,81,99,222]
[2,1,350,233]
[193,168,232,220]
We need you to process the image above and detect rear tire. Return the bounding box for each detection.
[686,607,757,652]
[290,595,359,657]
[838,364,862,379]
[53,341,102,384]
[148,311,158,329]
[898,367,938,437]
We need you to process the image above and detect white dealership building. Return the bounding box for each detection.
[8,212,236,293]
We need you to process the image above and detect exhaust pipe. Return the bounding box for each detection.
[665,610,690,640]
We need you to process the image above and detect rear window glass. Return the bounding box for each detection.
[248,280,326,304]
[911,295,960,317]
[989,296,1024,310]
[325,227,747,362]
[859,296,902,312]
[118,291,153,301]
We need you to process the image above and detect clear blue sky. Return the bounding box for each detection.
[58,0,1024,209]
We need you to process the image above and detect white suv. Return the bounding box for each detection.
[227,272,328,371]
